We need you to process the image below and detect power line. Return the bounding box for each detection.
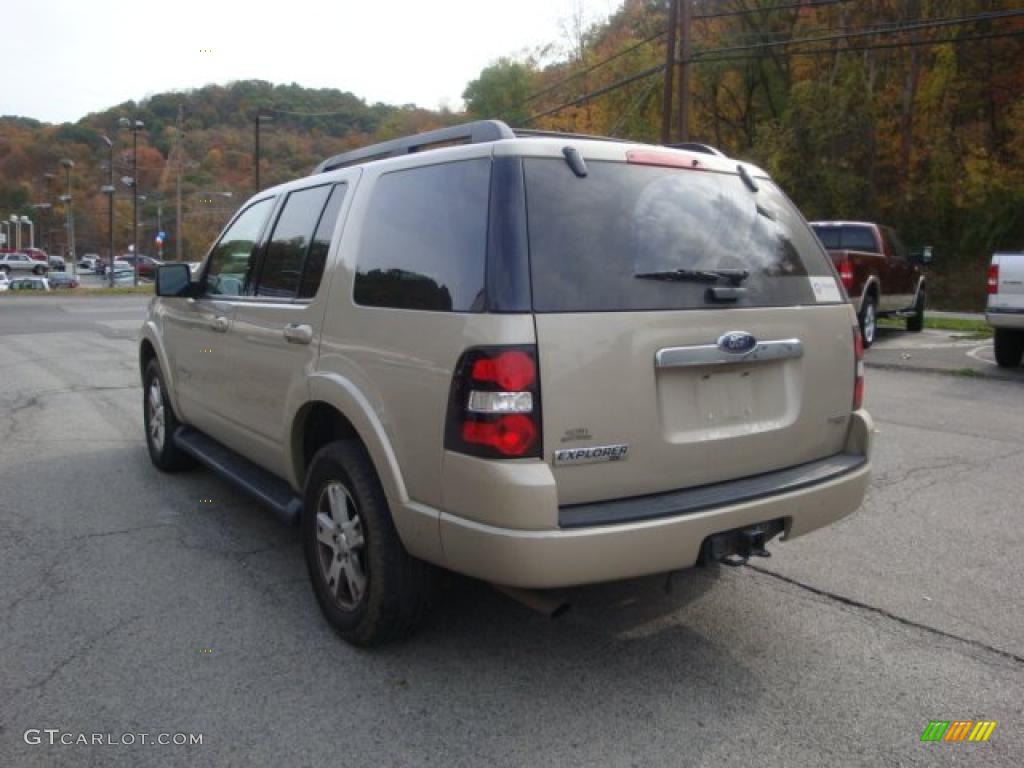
[512,28,669,112]
[694,28,1024,64]
[694,0,852,21]
[689,8,1024,59]
[524,12,1024,125]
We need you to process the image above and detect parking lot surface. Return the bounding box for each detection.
[1,296,1021,767]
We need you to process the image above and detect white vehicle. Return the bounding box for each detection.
[987,252,1024,368]
[0,272,9,291]
[8,276,51,292]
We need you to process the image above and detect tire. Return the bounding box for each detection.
[993,329,1024,368]
[143,360,196,471]
[859,295,878,348]
[906,290,925,333]
[303,441,433,647]
[0,265,9,275]
[33,265,45,275]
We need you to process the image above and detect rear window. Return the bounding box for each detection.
[812,224,878,253]
[525,159,835,312]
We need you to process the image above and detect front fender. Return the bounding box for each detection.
[140,317,185,424]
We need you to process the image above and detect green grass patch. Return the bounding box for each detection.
[878,316,991,335]
[1,285,153,298]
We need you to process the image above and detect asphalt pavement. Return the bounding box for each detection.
[1,296,1022,767]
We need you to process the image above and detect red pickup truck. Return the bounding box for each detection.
[810,221,927,347]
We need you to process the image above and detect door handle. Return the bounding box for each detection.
[283,323,313,345]
[210,316,230,333]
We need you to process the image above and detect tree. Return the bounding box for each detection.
[463,59,536,125]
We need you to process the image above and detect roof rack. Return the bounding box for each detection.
[314,120,516,173]
[512,128,632,144]
[667,142,727,157]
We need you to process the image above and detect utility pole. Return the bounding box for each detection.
[661,0,679,144]
[254,113,272,193]
[101,135,115,287]
[677,0,692,142]
[175,104,184,262]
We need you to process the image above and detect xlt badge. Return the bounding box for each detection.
[554,444,630,467]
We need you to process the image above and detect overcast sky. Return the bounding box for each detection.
[3,0,616,124]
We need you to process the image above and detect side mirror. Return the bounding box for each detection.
[155,263,192,297]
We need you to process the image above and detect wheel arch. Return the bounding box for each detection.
[139,324,185,422]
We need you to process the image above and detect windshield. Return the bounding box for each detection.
[524,158,836,312]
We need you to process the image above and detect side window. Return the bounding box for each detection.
[354,159,490,312]
[882,226,909,262]
[256,185,333,298]
[206,198,274,297]
[298,184,346,299]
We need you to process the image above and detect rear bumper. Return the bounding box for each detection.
[987,309,1024,330]
[437,410,874,588]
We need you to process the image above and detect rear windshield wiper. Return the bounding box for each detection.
[635,268,750,285]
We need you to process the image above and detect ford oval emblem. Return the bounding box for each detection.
[718,331,757,354]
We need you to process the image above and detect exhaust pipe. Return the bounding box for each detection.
[492,584,570,618]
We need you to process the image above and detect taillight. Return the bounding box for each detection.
[852,326,865,410]
[445,346,542,459]
[838,259,854,292]
[987,264,999,294]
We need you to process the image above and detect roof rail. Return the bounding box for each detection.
[314,120,516,173]
[667,141,727,157]
[513,128,632,144]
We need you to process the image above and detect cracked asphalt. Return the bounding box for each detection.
[1,296,1022,767]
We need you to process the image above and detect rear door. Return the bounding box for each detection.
[216,179,353,476]
[524,156,857,506]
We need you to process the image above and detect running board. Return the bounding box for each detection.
[173,426,302,525]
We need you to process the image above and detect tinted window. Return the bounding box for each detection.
[841,225,878,253]
[882,226,909,262]
[811,226,841,249]
[206,198,274,296]
[354,159,489,312]
[525,159,834,312]
[299,184,346,299]
[257,185,332,298]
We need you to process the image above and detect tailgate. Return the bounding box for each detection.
[536,306,855,505]
[991,253,1024,310]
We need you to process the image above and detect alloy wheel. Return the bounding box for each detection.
[315,482,368,610]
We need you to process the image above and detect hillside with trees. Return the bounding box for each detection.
[1,1,1021,309]
[464,0,1024,308]
[0,81,457,264]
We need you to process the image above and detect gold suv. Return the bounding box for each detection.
[140,122,873,646]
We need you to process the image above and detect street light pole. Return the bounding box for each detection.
[101,134,115,287]
[0,220,8,250]
[120,117,145,286]
[8,215,19,250]
[60,159,76,269]
[43,173,56,253]
[21,216,33,250]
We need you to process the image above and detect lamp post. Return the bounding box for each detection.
[9,214,20,250]
[20,215,33,250]
[120,117,145,286]
[101,135,115,285]
[30,204,51,255]
[0,220,8,250]
[60,159,76,269]
[254,113,273,193]
[42,173,56,252]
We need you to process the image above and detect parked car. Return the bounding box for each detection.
[48,255,66,271]
[810,221,928,347]
[141,121,873,646]
[9,276,50,291]
[0,252,48,275]
[987,251,1024,368]
[24,247,49,262]
[47,271,80,289]
[119,254,163,279]
[0,272,9,291]
[79,255,100,272]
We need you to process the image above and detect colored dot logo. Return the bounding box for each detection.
[199,49,213,53]
[199,649,213,653]
[201,348,213,352]
[200,499,213,504]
